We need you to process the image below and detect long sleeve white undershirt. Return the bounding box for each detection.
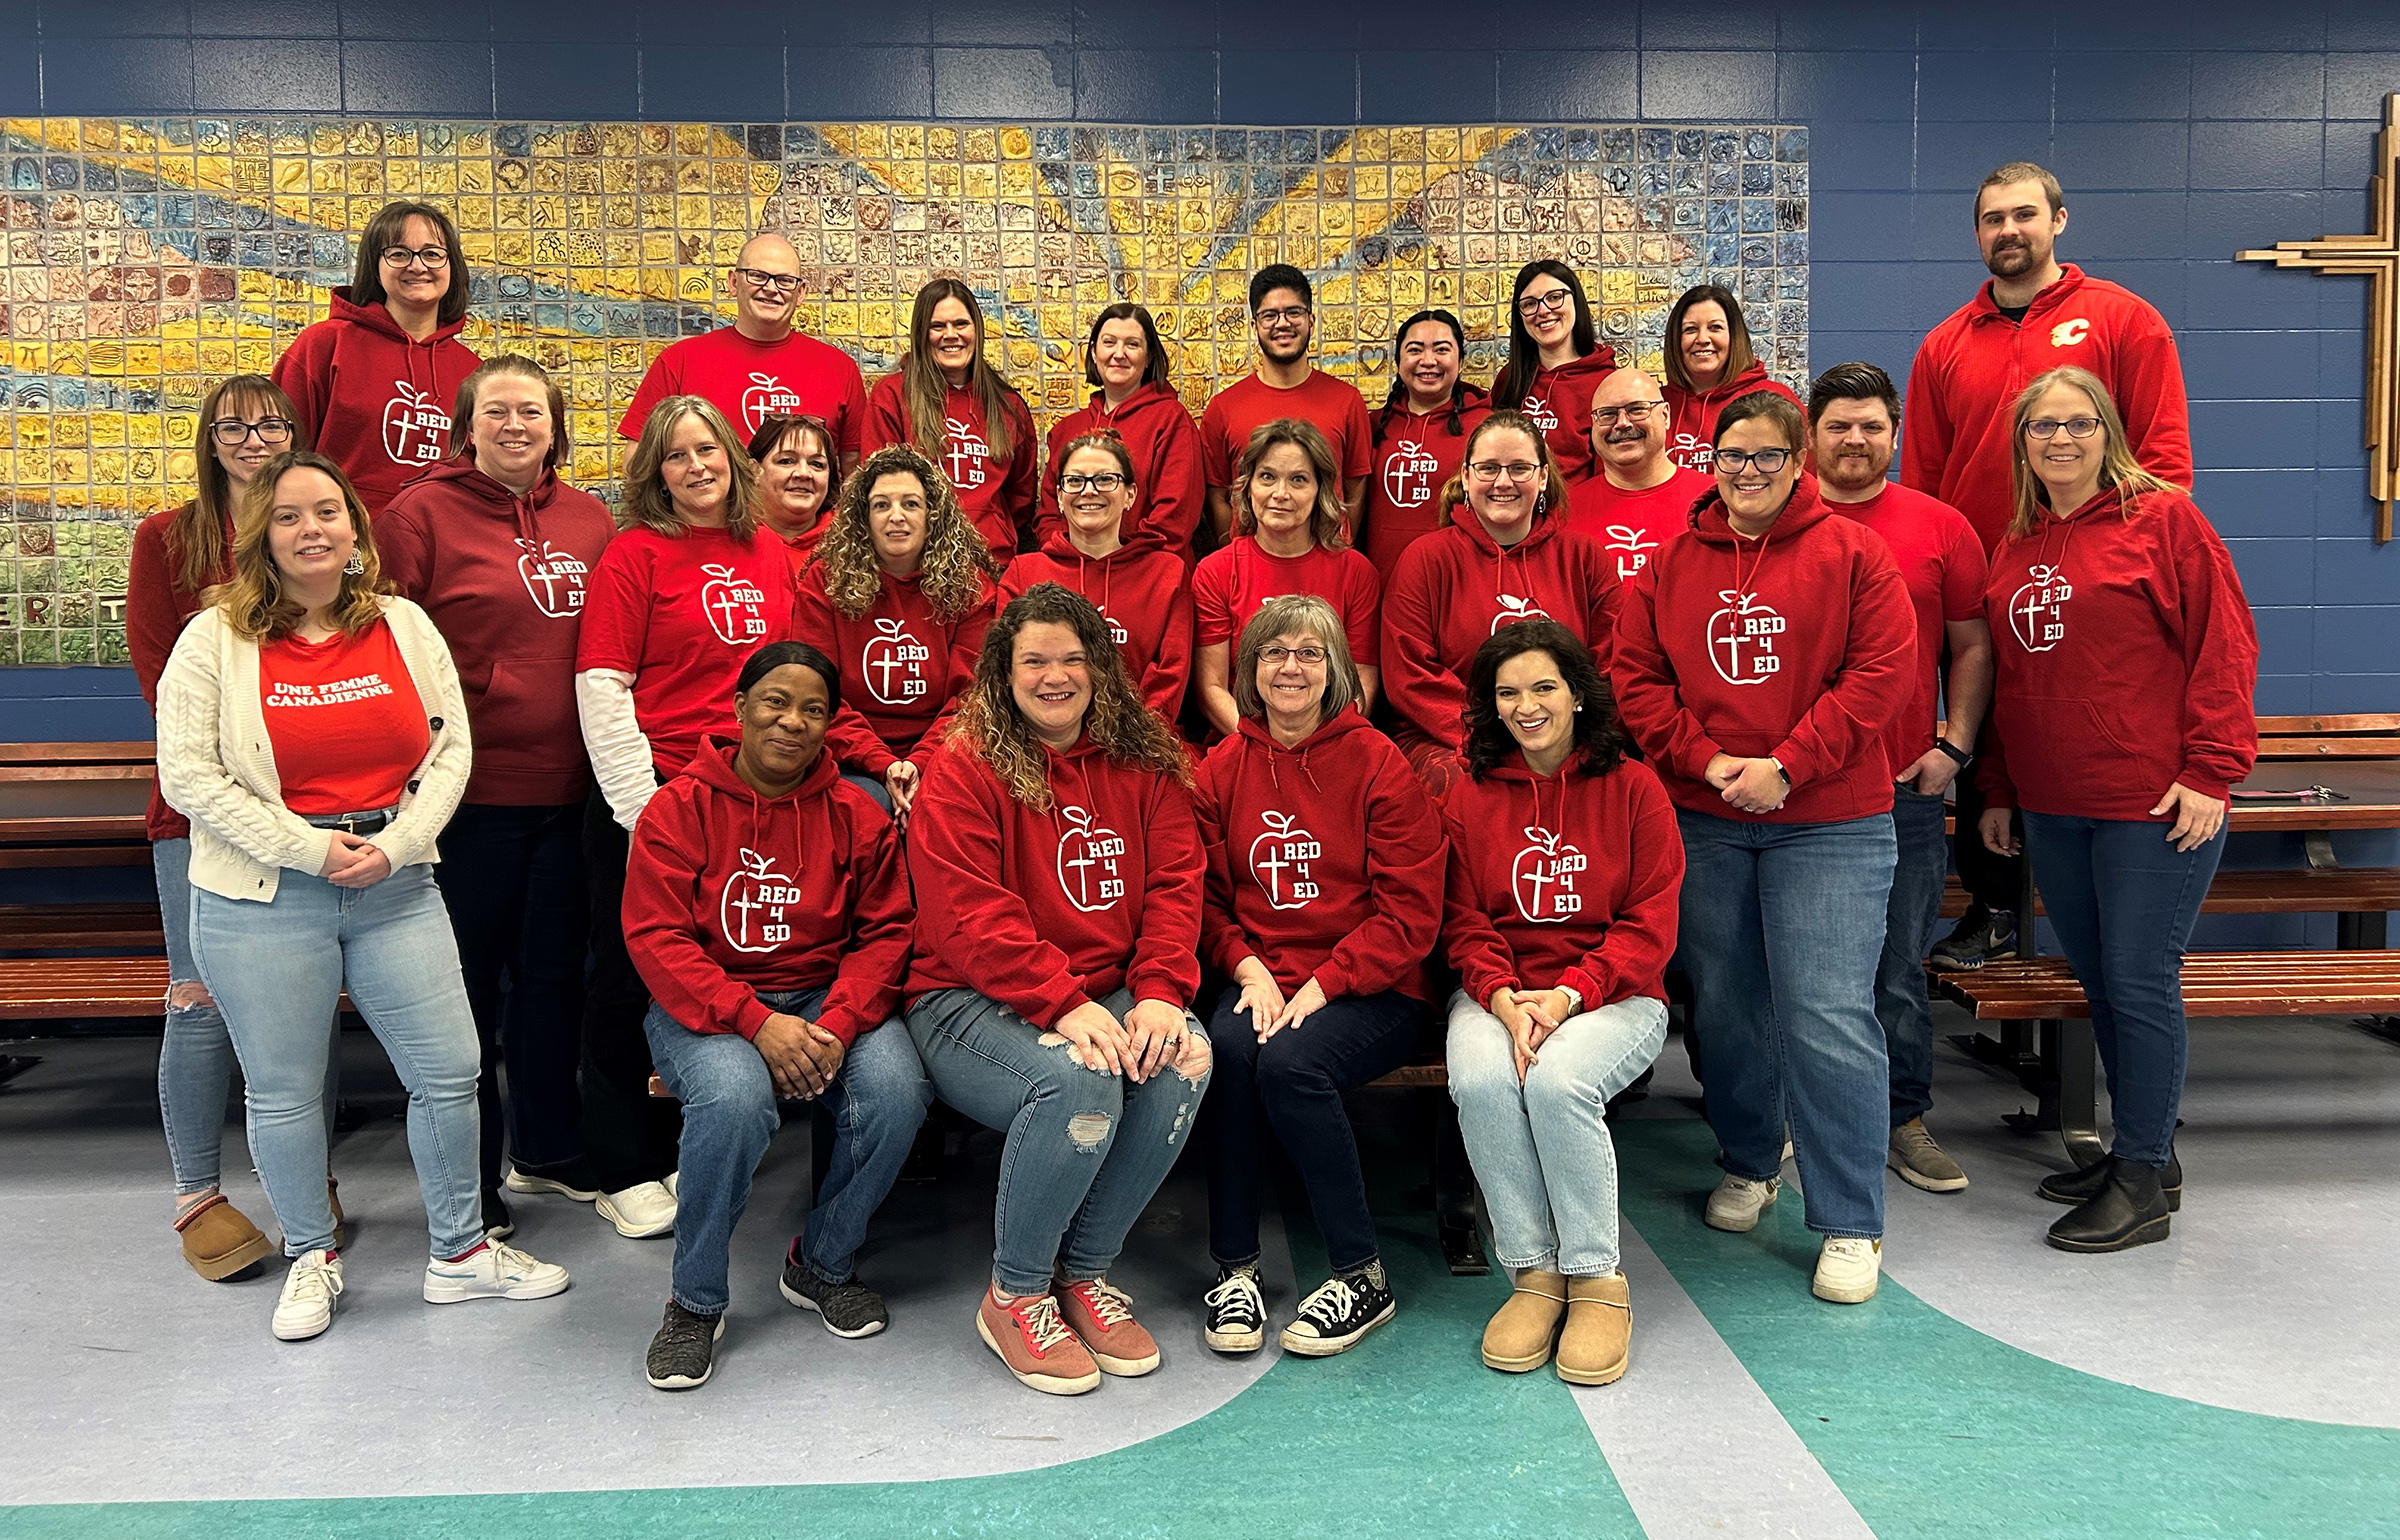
[576,668,657,831]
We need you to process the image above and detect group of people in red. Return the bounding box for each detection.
[131,157,2254,1400]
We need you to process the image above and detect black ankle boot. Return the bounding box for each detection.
[2037,1146,2181,1212]
[2045,1156,2172,1253]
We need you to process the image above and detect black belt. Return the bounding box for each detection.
[309,810,393,837]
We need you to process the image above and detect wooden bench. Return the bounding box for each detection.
[0,957,173,1019]
[0,902,165,954]
[1940,867,2400,922]
[0,742,156,871]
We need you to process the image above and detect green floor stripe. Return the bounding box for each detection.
[1614,1117,2400,1540]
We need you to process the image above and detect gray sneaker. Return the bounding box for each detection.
[1888,1119,1969,1192]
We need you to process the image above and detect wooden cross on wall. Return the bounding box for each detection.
[2237,93,2400,542]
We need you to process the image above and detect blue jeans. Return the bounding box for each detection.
[1877,785,1951,1127]
[2021,812,2225,1168]
[643,987,931,1316]
[153,837,337,1194]
[1676,809,1896,1240]
[906,987,1212,1298]
[192,861,482,1258]
[1448,990,1666,1276]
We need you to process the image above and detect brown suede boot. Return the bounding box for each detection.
[176,1193,273,1281]
[1557,1273,1631,1386]
[1481,1268,1568,1372]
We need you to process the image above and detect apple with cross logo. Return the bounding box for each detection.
[2008,563,2072,654]
[942,415,991,491]
[1490,592,1553,635]
[1706,589,1785,686]
[1511,825,1586,923]
[1055,804,1128,913]
[515,537,590,618]
[861,616,933,705]
[1603,522,1660,580]
[1247,809,1323,910]
[698,563,769,645]
[1381,439,1441,509]
[1520,393,1559,433]
[720,847,804,953]
[380,380,450,466]
[740,372,804,435]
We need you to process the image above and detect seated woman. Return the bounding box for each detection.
[905,583,1214,1397]
[1193,595,1445,1359]
[793,444,997,824]
[157,449,570,1343]
[625,641,930,1391]
[749,412,840,572]
[1192,419,1382,738]
[1439,621,1682,1386]
[1001,431,1193,722]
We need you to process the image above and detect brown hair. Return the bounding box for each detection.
[1081,302,1172,390]
[1493,260,1598,410]
[746,412,838,468]
[2005,365,2181,540]
[1230,594,1361,722]
[813,443,996,621]
[899,278,1021,468]
[208,450,388,642]
[1056,430,1138,489]
[1436,411,1571,530]
[620,395,762,541]
[1712,389,1806,451]
[349,200,471,328]
[1663,284,1761,394]
[1235,418,1350,551]
[1977,161,2066,221]
[448,354,566,472]
[1807,361,1902,426]
[171,375,306,596]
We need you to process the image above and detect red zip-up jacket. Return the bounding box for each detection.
[272,287,479,510]
[1039,382,1207,560]
[1490,347,1616,484]
[1361,384,1492,577]
[1194,710,1446,999]
[1437,752,1684,1009]
[128,506,229,841]
[1903,265,2192,551]
[1980,486,2258,819]
[906,734,1204,1028]
[1380,499,1618,767]
[1001,531,1194,722]
[864,372,1040,560]
[1611,481,1919,824]
[624,737,910,1047]
[377,462,616,805]
[1661,363,1803,474]
[792,563,994,779]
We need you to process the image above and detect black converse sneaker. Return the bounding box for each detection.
[779,1242,889,1338]
[1278,1260,1396,1357]
[1203,1263,1266,1354]
[645,1300,723,1391]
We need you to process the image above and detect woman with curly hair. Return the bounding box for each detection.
[863,279,1039,561]
[903,583,1213,1397]
[1439,620,1681,1387]
[793,442,999,823]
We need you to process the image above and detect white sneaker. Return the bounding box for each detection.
[503,1164,599,1203]
[1704,1173,1781,1232]
[1813,1237,1883,1304]
[596,1180,677,1238]
[272,1249,344,1341]
[423,1241,572,1303]
[663,1170,679,1199]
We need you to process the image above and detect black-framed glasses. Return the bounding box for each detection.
[1059,472,1127,495]
[1253,305,1310,326]
[1591,401,1665,425]
[1466,459,1542,482]
[2025,416,2101,441]
[1258,645,1328,666]
[379,246,450,269]
[1714,448,1793,474]
[1517,288,1574,317]
[733,267,803,293]
[210,418,296,446]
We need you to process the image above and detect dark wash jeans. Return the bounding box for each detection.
[1877,785,1950,1127]
[582,789,683,1192]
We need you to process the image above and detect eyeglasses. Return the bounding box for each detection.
[1517,288,1574,317]
[210,418,296,446]
[1059,472,1127,495]
[379,246,450,270]
[1466,460,1542,482]
[1253,305,1311,326]
[733,268,804,293]
[2025,416,2101,441]
[1590,401,1665,425]
[1258,645,1328,666]
[1714,448,1793,474]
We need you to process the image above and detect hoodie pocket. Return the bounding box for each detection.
[472,655,579,776]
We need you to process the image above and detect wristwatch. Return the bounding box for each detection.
[1557,985,1585,1018]
[1769,757,1790,785]
[1934,740,1974,768]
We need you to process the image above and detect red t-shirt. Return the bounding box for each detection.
[1825,482,1990,786]
[258,620,430,816]
[1565,466,1715,583]
[617,327,868,452]
[1191,537,1382,667]
[1198,371,1374,492]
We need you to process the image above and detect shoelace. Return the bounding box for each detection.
[659,1307,715,1352]
[1014,1294,1076,1354]
[484,1242,541,1278]
[1204,1272,1263,1324]
[285,1255,340,1306]
[1297,1276,1360,1328]
[1070,1278,1136,1329]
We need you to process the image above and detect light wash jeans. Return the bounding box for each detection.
[643,986,932,1317]
[906,986,1211,1298]
[1447,990,1666,1276]
[192,859,482,1258]
[1876,785,1952,1128]
[152,837,336,1195]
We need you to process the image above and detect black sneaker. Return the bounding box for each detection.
[1278,1260,1396,1357]
[1927,904,2017,972]
[645,1300,723,1390]
[779,1245,889,1338]
[1203,1263,1266,1354]
[482,1190,515,1242]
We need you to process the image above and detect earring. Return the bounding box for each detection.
[343,550,365,575]
[1532,492,1547,519]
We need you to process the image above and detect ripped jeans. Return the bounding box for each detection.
[906,987,1212,1298]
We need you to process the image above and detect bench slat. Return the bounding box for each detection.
[1939,868,2400,920]
[1933,953,2400,1020]
[0,742,155,766]
[0,903,165,953]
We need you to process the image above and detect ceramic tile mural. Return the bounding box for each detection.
[0,117,1809,667]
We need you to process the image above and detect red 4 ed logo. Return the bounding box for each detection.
[861,616,932,704]
[1707,590,1784,685]
[1247,810,1322,910]
[2008,563,2071,653]
[1055,804,1128,913]
[1511,826,1585,923]
[1490,592,1552,635]
[382,381,449,466]
[741,372,804,435]
[699,564,769,644]
[515,538,589,617]
[1382,440,1440,509]
[720,847,800,953]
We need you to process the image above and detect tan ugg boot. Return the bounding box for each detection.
[1557,1272,1631,1385]
[1481,1268,1568,1372]
[176,1193,273,1281]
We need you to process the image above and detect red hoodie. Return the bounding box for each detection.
[1437,752,1684,1009]
[1611,481,1919,824]
[1379,500,1618,768]
[271,287,480,510]
[906,735,1204,1028]
[864,372,1040,560]
[1360,385,1493,577]
[1660,364,1802,474]
[1490,347,1617,484]
[1199,371,1375,493]
[1980,487,2257,819]
[791,564,994,778]
[1039,382,1207,560]
[377,462,617,805]
[1001,531,1194,722]
[128,505,230,841]
[1903,265,2192,551]
[624,737,911,1047]
[1566,464,1715,582]
[1194,710,1446,999]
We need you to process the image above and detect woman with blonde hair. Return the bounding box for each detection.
[157,450,571,1341]
[864,278,1039,560]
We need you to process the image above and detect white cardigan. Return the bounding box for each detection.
[156,596,473,902]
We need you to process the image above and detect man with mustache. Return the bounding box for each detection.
[1900,162,2190,972]
[1565,367,1714,584]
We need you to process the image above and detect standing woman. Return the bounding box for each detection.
[273,200,479,510]
[1040,303,1206,561]
[156,450,571,1341]
[748,413,840,574]
[378,355,616,1235]
[1441,622,1682,1386]
[1193,595,1445,1360]
[865,280,1039,562]
[1609,391,1917,1306]
[1659,285,1801,474]
[1361,309,1491,578]
[1489,261,1614,486]
[1381,412,1616,775]
[1001,431,1194,722]
[793,444,998,823]
[1977,365,2257,1253]
[1192,421,1382,739]
[905,584,1213,1397]
[574,395,796,1240]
